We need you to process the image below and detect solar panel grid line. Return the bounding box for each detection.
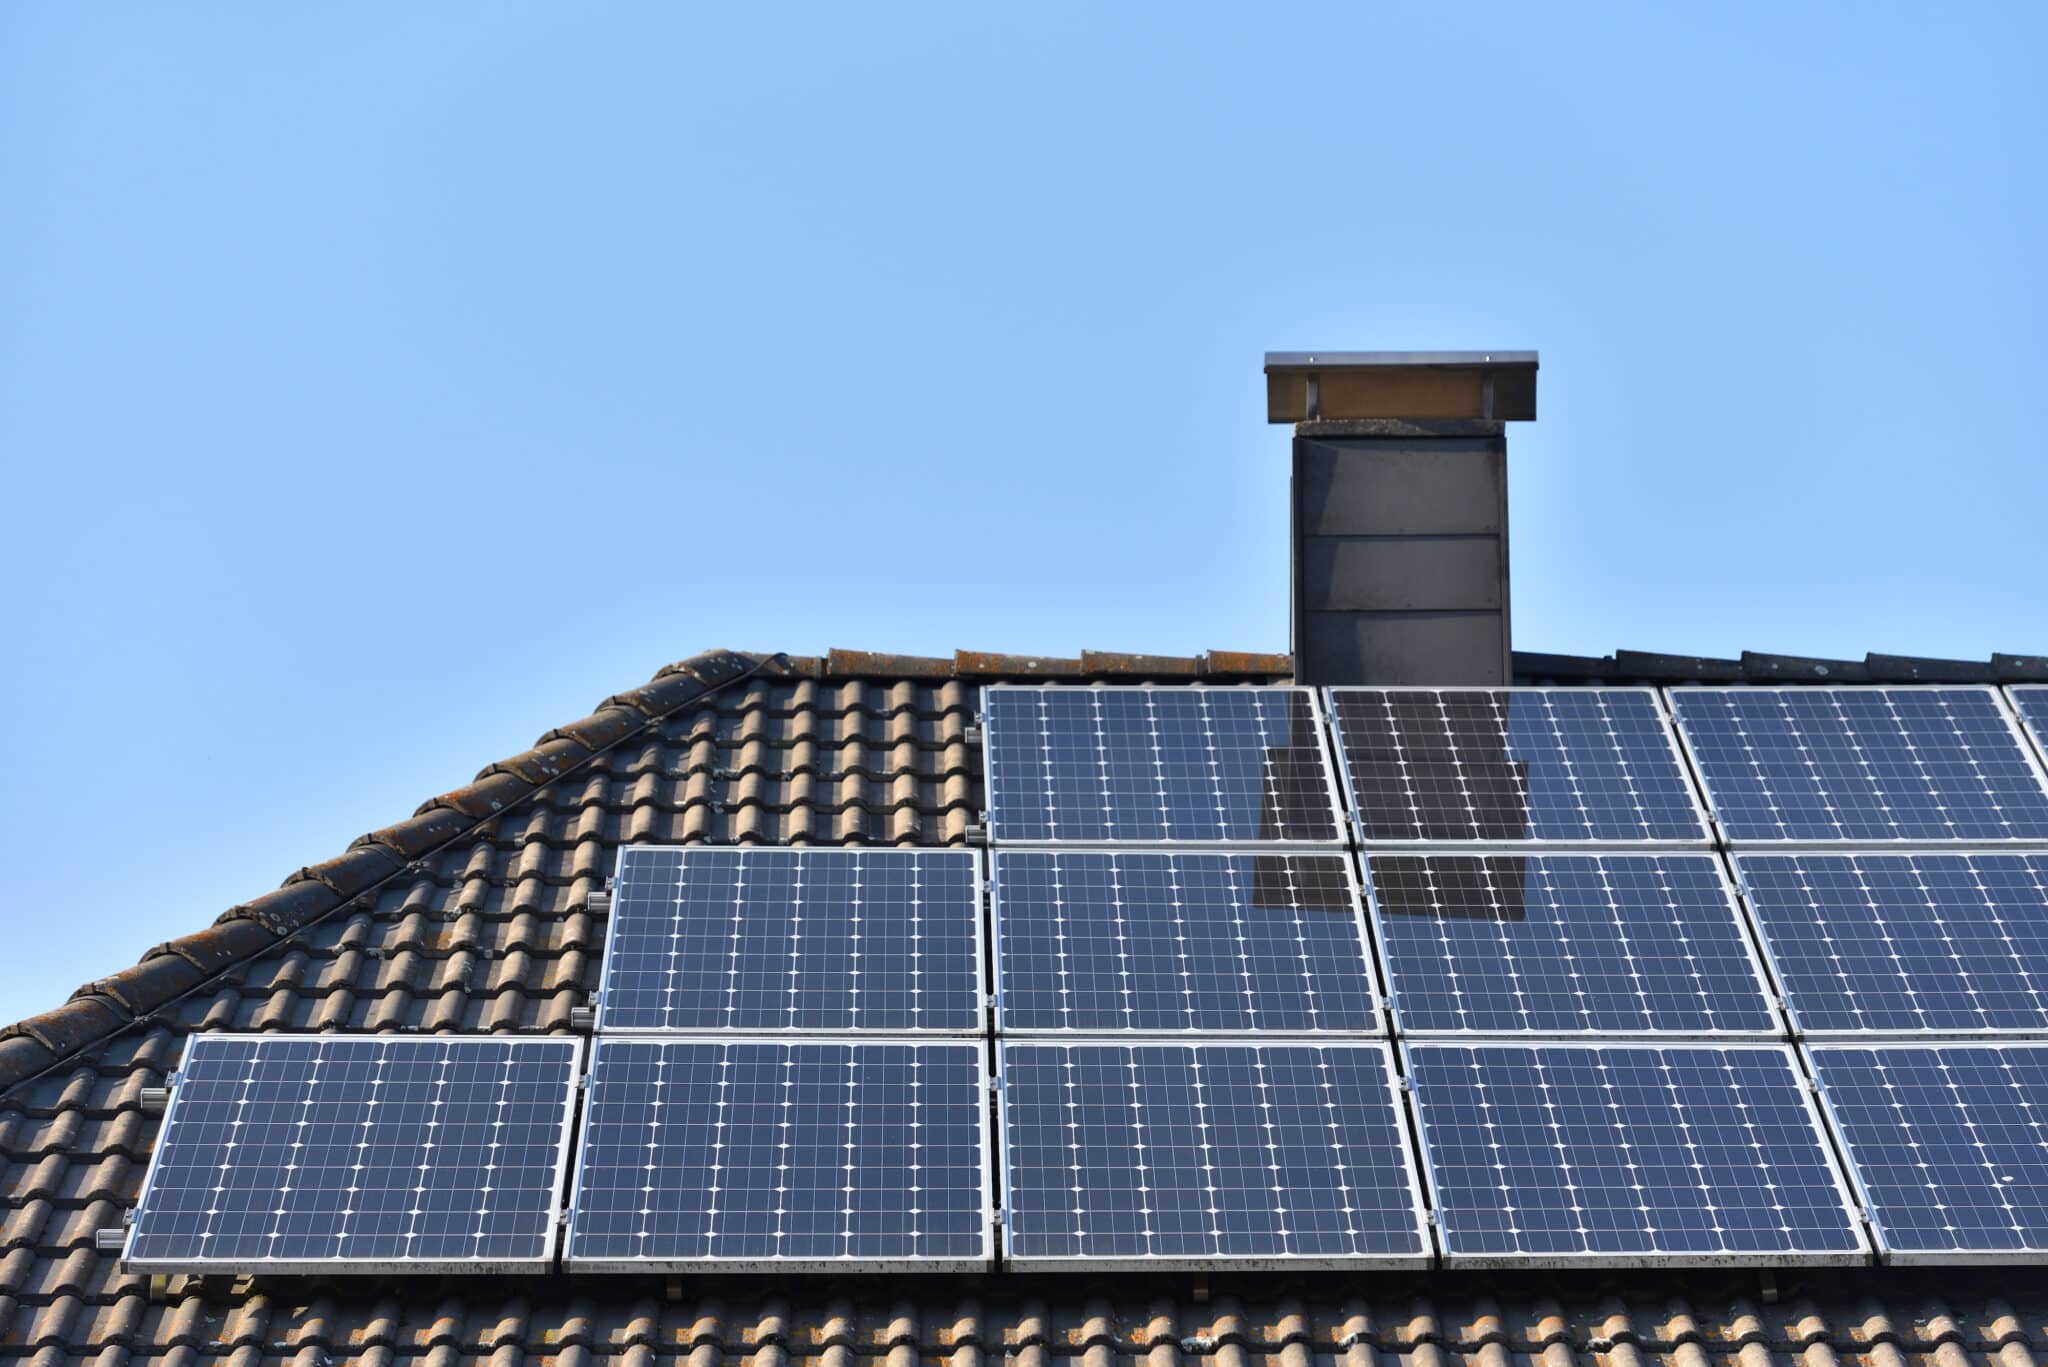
[592,846,986,1035]
[1362,852,1785,1039]
[1734,852,2048,1040]
[989,848,1386,1037]
[995,1039,1432,1270]
[979,685,1349,848]
[1807,1042,2048,1265]
[123,1034,584,1275]
[1325,686,1713,849]
[563,1037,994,1272]
[1667,685,2048,848]
[1401,1040,1870,1269]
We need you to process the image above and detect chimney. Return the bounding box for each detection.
[1266,350,1538,685]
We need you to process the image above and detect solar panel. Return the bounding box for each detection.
[1367,854,1777,1037]
[1736,853,2048,1037]
[124,1034,579,1274]
[2012,686,2048,768]
[565,1038,990,1271]
[981,685,1343,845]
[1810,1044,2048,1263]
[998,1040,1428,1268]
[1669,686,2048,845]
[1326,687,1707,846]
[596,847,982,1034]
[993,851,1378,1035]
[1406,1042,1865,1267]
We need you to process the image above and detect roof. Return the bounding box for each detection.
[6,645,2048,1367]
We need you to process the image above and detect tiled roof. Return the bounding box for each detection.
[5,645,2048,1366]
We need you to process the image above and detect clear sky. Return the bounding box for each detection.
[2,5,2043,1026]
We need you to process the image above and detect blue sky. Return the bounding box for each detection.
[2,5,2043,1025]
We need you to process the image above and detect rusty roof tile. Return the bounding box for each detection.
[953,650,1085,677]
[1203,650,1293,677]
[139,924,274,981]
[1078,650,1205,676]
[826,650,954,679]
[217,880,341,937]
[74,957,207,1020]
[284,846,407,900]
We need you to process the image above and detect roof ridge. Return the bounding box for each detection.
[0,648,783,1097]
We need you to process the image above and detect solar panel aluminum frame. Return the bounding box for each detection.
[988,847,1388,1038]
[1807,1041,2048,1266]
[1731,853,2048,1042]
[1399,1039,1871,1270]
[121,1033,584,1277]
[561,1035,996,1274]
[1324,686,1714,851]
[591,846,989,1037]
[1666,684,2048,850]
[993,1039,1433,1271]
[1362,850,1784,1041]
[978,684,1351,849]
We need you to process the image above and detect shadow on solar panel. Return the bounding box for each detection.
[981,686,1346,845]
[1366,853,1779,1037]
[992,850,1382,1035]
[1326,688,1710,846]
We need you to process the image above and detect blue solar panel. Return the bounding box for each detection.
[999,1041,1427,1268]
[1326,688,1707,845]
[125,1034,579,1274]
[2013,686,2048,768]
[596,847,982,1033]
[566,1038,989,1270]
[982,686,1343,845]
[1811,1044,2048,1263]
[993,851,1377,1034]
[1406,1043,1865,1266]
[1368,854,1777,1036]
[1738,853,2048,1036]
[1670,687,2048,844]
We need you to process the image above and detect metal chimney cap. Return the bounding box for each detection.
[1263,350,1538,370]
[1264,351,1538,424]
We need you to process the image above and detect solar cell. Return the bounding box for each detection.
[1367,854,1777,1036]
[981,685,1343,845]
[998,1040,1428,1268]
[1810,1043,2048,1263]
[993,851,1378,1034]
[1737,853,2048,1037]
[566,1038,990,1271]
[125,1034,579,1274]
[596,847,982,1034]
[1326,688,1707,845]
[1406,1042,1866,1266]
[1669,686,2048,845]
